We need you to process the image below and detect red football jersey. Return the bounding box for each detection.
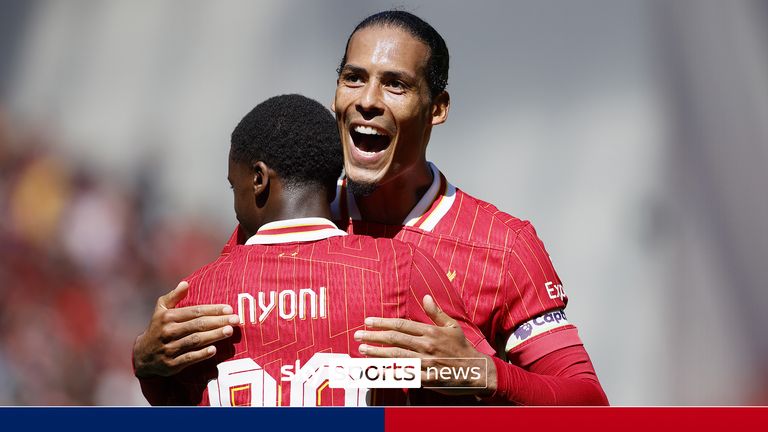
[332,163,582,367]
[172,218,492,406]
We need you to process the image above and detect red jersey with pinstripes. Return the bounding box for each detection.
[332,164,581,365]
[170,218,492,407]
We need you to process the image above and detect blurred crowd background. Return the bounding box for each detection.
[0,111,223,404]
[0,0,766,405]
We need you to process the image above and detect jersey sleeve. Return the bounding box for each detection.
[406,246,495,355]
[484,345,609,405]
[499,222,582,365]
[137,374,194,405]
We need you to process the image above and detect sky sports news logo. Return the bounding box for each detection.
[326,357,489,389]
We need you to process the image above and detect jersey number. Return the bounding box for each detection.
[206,353,369,406]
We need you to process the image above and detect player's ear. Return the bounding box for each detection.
[252,161,270,199]
[431,91,450,125]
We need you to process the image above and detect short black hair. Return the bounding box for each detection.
[337,10,449,99]
[230,94,342,194]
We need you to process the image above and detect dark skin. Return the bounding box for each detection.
[357,295,497,394]
[132,283,237,378]
[135,27,492,392]
[332,26,449,225]
[132,155,332,378]
[136,27,608,405]
[332,26,494,392]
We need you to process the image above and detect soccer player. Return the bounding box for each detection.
[134,11,608,405]
[136,94,493,406]
[329,11,607,405]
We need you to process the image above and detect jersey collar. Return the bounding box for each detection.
[332,162,456,232]
[244,217,347,245]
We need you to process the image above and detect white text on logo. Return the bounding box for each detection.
[545,281,566,301]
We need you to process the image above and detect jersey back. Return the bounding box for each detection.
[174,234,489,406]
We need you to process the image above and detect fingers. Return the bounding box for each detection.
[422,295,458,328]
[363,317,432,336]
[157,281,190,311]
[354,329,432,354]
[165,325,236,358]
[360,313,466,358]
[165,345,218,374]
[164,303,237,322]
[357,344,418,358]
[160,313,241,343]
[138,282,241,378]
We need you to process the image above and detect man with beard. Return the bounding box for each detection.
[137,94,492,406]
[134,11,608,405]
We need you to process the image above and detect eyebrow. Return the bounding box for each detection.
[380,70,416,84]
[339,64,367,76]
[341,64,417,84]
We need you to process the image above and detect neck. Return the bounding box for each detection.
[264,188,333,225]
[354,161,433,225]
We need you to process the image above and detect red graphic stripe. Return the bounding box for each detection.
[385,407,768,432]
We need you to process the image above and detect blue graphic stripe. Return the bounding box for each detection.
[0,407,385,432]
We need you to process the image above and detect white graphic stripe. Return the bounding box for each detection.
[245,217,347,245]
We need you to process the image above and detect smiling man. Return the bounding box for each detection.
[135,94,493,406]
[334,25,444,216]
[132,10,608,405]
[329,11,608,405]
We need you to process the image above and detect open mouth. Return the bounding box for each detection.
[350,125,391,154]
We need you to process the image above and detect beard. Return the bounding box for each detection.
[347,178,379,197]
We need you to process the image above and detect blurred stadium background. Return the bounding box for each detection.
[0,0,766,405]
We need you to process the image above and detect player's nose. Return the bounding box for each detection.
[356,82,384,119]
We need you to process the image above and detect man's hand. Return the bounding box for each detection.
[354,295,496,395]
[132,281,240,378]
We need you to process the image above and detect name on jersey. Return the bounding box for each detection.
[237,288,327,324]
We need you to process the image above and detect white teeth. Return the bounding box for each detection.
[353,125,385,136]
